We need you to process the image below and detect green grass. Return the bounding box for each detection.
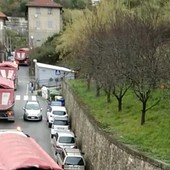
[69,79,170,165]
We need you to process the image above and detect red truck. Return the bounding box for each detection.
[0,128,63,170]
[0,61,18,90]
[14,47,30,65]
[0,76,15,122]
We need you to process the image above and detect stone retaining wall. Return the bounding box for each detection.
[62,81,169,170]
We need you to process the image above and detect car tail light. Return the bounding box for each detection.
[7,111,13,116]
[73,144,77,148]
[62,164,64,169]
[56,144,61,148]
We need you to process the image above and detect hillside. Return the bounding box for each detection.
[0,0,88,17]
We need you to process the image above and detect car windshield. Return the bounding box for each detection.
[59,137,75,143]
[26,103,40,110]
[53,111,66,116]
[65,157,85,166]
[54,120,68,125]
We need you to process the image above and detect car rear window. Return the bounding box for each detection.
[59,137,75,143]
[53,111,66,116]
[65,157,85,165]
[50,101,62,106]
[54,120,68,125]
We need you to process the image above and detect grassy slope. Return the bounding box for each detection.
[69,79,170,165]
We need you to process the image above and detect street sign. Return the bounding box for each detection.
[55,70,61,75]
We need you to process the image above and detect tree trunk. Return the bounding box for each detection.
[86,74,91,90]
[141,101,146,125]
[118,97,122,111]
[107,87,111,103]
[95,81,100,97]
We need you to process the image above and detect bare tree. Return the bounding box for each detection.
[107,11,133,111]
[122,10,170,125]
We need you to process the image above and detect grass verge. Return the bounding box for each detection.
[69,79,170,165]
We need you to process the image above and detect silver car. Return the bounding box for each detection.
[52,130,77,154]
[23,101,42,121]
[56,148,86,170]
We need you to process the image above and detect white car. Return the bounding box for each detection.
[47,106,68,128]
[56,148,86,170]
[51,117,70,138]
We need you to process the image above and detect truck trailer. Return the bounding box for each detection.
[0,128,62,170]
[0,61,18,90]
[0,76,15,122]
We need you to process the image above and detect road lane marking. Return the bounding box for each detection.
[15,95,21,100]
[32,96,37,101]
[26,83,29,95]
[15,95,37,101]
[24,95,28,101]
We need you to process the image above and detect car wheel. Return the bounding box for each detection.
[39,116,42,121]
[48,123,52,128]
[51,134,53,138]
[23,115,26,121]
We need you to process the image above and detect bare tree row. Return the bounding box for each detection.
[57,0,170,125]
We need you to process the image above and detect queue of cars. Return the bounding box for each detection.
[21,92,86,170]
[46,96,86,170]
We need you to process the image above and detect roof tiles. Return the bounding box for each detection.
[0,12,7,19]
[27,0,62,8]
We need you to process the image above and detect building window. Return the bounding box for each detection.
[48,8,53,15]
[35,20,41,29]
[36,8,41,14]
[48,21,53,29]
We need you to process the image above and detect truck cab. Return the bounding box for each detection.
[14,48,29,66]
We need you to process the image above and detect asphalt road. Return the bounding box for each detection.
[0,66,56,160]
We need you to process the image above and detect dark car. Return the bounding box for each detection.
[49,101,63,107]
[47,101,63,112]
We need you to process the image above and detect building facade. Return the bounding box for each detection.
[0,12,8,62]
[34,62,75,88]
[6,17,28,36]
[0,12,8,46]
[26,0,63,48]
[91,0,100,6]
